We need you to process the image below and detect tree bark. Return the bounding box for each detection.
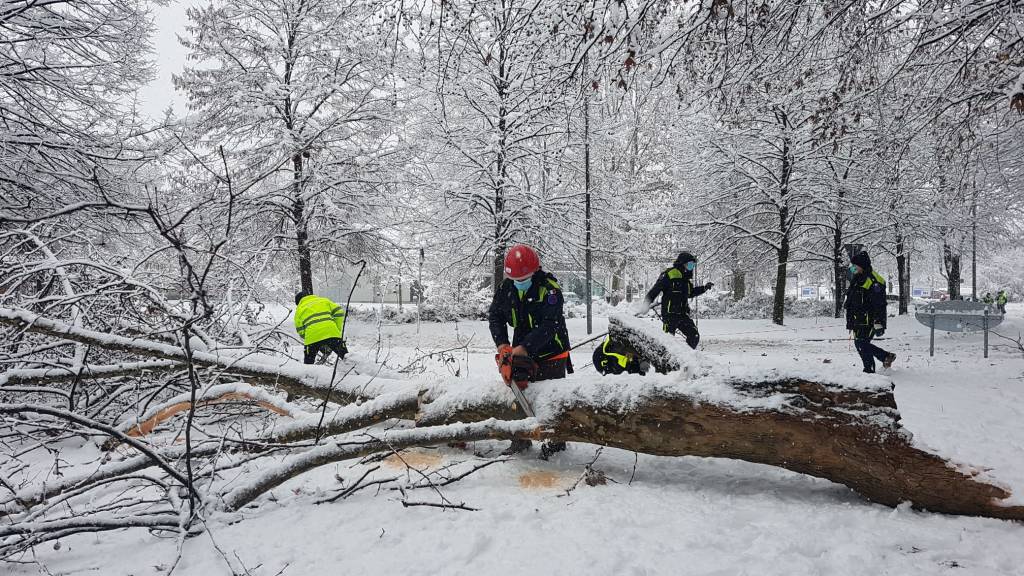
[833,213,845,318]
[293,153,314,294]
[420,376,1024,522]
[943,241,961,299]
[491,6,510,293]
[732,268,746,301]
[772,126,792,326]
[896,231,910,315]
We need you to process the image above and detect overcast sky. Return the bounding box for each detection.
[137,1,196,120]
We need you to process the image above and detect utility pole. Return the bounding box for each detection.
[584,51,593,335]
[971,186,977,300]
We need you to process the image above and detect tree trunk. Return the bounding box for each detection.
[833,214,845,318]
[943,241,961,299]
[896,231,910,315]
[772,127,792,326]
[491,7,510,292]
[772,214,790,325]
[293,153,313,294]
[610,259,627,305]
[732,269,746,301]
[543,382,1023,521]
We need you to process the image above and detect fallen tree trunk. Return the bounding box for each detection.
[544,379,1022,521]
[3,307,1023,522]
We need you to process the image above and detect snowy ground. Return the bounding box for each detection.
[9,305,1024,575]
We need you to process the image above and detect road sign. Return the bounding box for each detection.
[914,301,1003,358]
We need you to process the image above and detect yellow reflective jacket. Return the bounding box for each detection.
[295,295,345,345]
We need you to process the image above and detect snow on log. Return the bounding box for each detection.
[0,361,181,388]
[263,389,419,444]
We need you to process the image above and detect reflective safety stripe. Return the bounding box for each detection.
[298,312,334,331]
[854,271,887,326]
[511,308,517,327]
[602,338,628,369]
[667,268,683,279]
[298,317,336,333]
[861,271,886,289]
[528,314,534,328]
[553,333,562,349]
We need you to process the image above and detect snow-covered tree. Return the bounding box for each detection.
[176,0,396,294]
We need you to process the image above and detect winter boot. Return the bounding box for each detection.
[883,353,897,368]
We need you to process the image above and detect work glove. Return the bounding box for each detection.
[704,282,715,290]
[873,323,885,337]
[495,344,513,385]
[509,355,536,390]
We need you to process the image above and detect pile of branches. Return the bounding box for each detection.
[3,307,1023,561]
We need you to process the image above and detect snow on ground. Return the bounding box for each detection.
[9,305,1024,575]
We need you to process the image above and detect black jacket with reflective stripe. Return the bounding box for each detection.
[488,270,570,360]
[845,268,887,330]
[646,267,708,318]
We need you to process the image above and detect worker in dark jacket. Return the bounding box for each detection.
[844,251,896,373]
[489,243,571,457]
[641,251,713,349]
[593,335,649,376]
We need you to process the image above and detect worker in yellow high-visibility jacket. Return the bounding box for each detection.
[294,292,348,364]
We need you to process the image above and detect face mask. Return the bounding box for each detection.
[513,277,532,291]
[685,261,696,272]
[847,265,858,280]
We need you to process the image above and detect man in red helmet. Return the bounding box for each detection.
[489,243,571,457]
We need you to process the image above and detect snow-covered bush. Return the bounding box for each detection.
[699,293,833,319]
[345,287,492,324]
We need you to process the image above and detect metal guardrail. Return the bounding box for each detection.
[914,301,1004,358]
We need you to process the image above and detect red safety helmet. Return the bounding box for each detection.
[504,244,540,280]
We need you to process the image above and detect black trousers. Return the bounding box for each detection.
[304,337,348,365]
[853,331,889,373]
[663,315,700,349]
